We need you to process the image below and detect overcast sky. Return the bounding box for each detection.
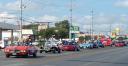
[0,0,128,33]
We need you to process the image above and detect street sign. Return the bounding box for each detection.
[70,26,79,33]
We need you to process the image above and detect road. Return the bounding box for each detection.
[0,47,128,66]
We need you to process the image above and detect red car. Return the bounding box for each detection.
[115,42,125,47]
[4,44,38,58]
[61,41,80,51]
[100,37,112,46]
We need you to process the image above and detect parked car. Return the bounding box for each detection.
[4,44,38,58]
[61,41,80,51]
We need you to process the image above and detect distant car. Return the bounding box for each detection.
[95,40,104,48]
[79,43,87,49]
[84,42,93,49]
[79,41,98,49]
[4,44,38,58]
[115,41,125,47]
[61,41,80,51]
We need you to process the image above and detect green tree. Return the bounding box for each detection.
[55,20,70,39]
[79,36,85,43]
[38,28,56,39]
[85,35,91,41]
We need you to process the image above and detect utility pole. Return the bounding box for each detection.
[20,0,23,40]
[109,24,112,35]
[91,9,94,40]
[69,0,73,39]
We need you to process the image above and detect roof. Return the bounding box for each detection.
[22,29,33,35]
[0,22,19,30]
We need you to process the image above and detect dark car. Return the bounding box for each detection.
[95,40,104,48]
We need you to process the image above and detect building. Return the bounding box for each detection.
[0,22,18,48]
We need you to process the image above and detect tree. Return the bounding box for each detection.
[85,35,91,41]
[55,20,70,39]
[22,24,38,29]
[38,28,56,39]
[79,36,85,43]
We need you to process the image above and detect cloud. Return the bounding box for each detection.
[115,0,128,7]
[38,15,59,22]
[26,15,59,26]
[4,0,40,11]
[13,13,128,34]
[75,14,128,34]
[0,12,18,25]
[0,12,16,18]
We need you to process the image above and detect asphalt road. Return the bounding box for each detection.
[0,47,128,66]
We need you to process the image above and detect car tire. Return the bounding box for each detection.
[52,50,56,53]
[6,54,10,58]
[77,48,80,51]
[40,50,43,53]
[33,53,37,57]
[57,49,61,53]
[45,51,48,53]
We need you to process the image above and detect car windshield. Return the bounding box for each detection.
[69,42,77,45]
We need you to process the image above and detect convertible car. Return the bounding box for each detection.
[4,43,38,58]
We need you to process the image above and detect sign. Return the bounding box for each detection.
[70,26,79,33]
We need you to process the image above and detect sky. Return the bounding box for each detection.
[0,0,128,34]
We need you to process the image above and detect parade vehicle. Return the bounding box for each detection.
[95,40,104,48]
[4,42,38,58]
[114,41,125,47]
[43,39,61,53]
[100,38,112,46]
[112,37,126,47]
[79,42,93,49]
[61,41,80,51]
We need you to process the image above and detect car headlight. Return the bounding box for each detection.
[4,49,10,52]
[20,50,26,52]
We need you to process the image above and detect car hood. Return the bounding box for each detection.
[5,46,30,50]
[15,46,29,50]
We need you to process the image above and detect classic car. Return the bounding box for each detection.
[43,40,61,53]
[4,43,38,58]
[61,41,80,51]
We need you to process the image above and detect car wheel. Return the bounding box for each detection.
[33,53,37,57]
[6,54,10,58]
[40,50,43,53]
[52,48,56,53]
[77,48,80,51]
[52,50,56,53]
[57,49,61,53]
[45,51,48,53]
